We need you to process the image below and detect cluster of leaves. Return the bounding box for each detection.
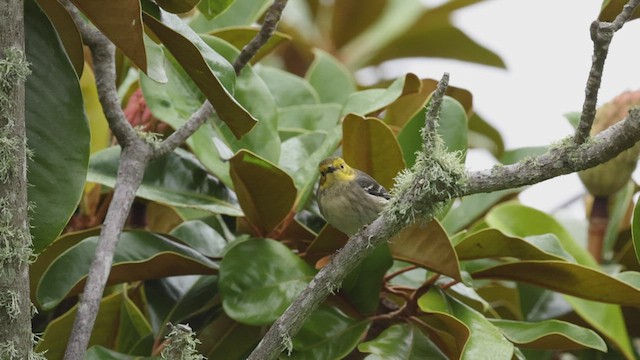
[23,0,640,359]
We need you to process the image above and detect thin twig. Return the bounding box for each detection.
[424,73,449,139]
[383,265,418,282]
[573,0,640,144]
[233,0,289,73]
[153,101,213,157]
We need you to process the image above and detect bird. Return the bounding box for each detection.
[316,156,390,235]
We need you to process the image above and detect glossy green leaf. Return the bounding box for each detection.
[142,32,169,84]
[143,11,258,138]
[342,244,393,314]
[631,194,640,264]
[229,151,296,235]
[26,0,90,253]
[420,291,514,359]
[80,66,111,154]
[88,147,242,216]
[441,189,520,234]
[446,295,514,359]
[198,0,234,19]
[341,73,421,117]
[37,231,218,309]
[116,292,154,354]
[599,0,640,21]
[145,275,219,334]
[36,291,123,358]
[455,229,573,262]
[220,238,316,325]
[416,291,469,359]
[603,181,634,255]
[71,0,148,75]
[139,49,231,186]
[256,65,319,107]
[330,0,387,49]
[397,96,468,168]
[343,114,405,189]
[30,228,100,307]
[278,104,341,140]
[190,0,271,32]
[368,23,504,69]
[486,204,593,266]
[485,203,635,359]
[86,346,159,360]
[35,0,84,76]
[490,319,606,352]
[198,313,262,359]
[468,112,505,157]
[286,306,371,359]
[156,0,199,13]
[144,12,236,93]
[359,323,447,360]
[306,48,357,104]
[390,221,462,281]
[473,260,640,306]
[202,35,280,163]
[342,0,503,69]
[500,146,547,165]
[171,220,227,257]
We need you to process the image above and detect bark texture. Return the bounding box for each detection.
[0,0,33,358]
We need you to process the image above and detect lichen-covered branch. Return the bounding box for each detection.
[573,0,640,144]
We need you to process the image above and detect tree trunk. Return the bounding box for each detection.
[0,0,33,358]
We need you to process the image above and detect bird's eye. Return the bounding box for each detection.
[340,164,344,169]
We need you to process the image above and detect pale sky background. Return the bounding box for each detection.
[358,0,640,214]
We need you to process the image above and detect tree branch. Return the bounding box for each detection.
[232,0,289,74]
[61,0,290,358]
[573,0,640,144]
[424,72,448,138]
[63,146,152,360]
[248,1,640,358]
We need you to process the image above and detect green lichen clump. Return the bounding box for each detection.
[0,47,33,274]
[383,121,467,236]
[0,48,30,184]
[161,324,205,360]
[0,47,41,360]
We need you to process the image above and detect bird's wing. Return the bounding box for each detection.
[355,171,390,200]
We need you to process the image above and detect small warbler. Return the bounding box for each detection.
[316,157,390,235]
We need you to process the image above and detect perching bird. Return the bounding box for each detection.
[316,157,390,235]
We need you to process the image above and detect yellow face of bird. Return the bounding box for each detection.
[318,157,356,189]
